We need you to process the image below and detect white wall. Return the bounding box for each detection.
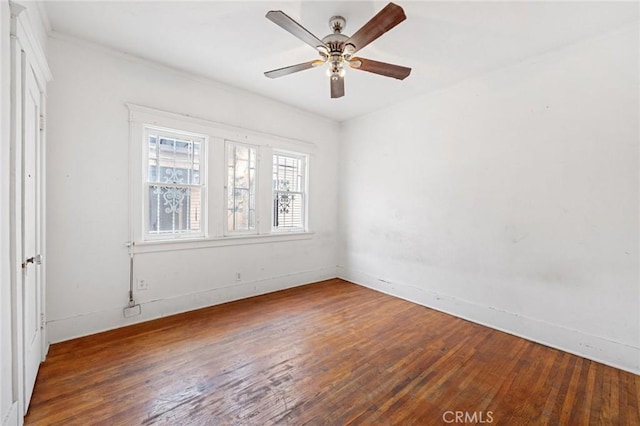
[20,1,47,54]
[45,35,340,342]
[339,23,639,373]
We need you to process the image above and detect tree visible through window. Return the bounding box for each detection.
[146,129,205,236]
[273,152,306,231]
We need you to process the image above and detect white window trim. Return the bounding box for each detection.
[127,104,315,252]
[132,231,314,254]
[272,149,309,233]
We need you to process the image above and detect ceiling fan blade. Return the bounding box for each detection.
[348,57,411,80]
[343,3,406,55]
[266,11,328,52]
[330,76,345,98]
[265,60,325,79]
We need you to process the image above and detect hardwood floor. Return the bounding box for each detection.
[26,279,639,425]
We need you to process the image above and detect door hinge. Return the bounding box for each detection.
[39,115,45,132]
[40,313,45,329]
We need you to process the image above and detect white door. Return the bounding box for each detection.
[22,63,43,413]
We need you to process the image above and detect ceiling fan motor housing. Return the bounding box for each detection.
[323,16,350,80]
[322,16,349,55]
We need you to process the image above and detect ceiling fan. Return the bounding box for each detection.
[264,2,411,99]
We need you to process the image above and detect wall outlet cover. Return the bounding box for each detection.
[137,279,148,290]
[123,304,141,318]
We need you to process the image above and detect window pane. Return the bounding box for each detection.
[234,188,250,230]
[148,159,158,182]
[227,169,235,210]
[235,159,249,189]
[236,145,249,161]
[148,135,158,181]
[249,169,256,210]
[273,154,302,192]
[273,192,304,229]
[144,127,205,240]
[150,135,201,185]
[227,142,257,233]
[149,185,201,234]
[272,153,305,230]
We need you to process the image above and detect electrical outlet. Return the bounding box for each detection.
[137,279,149,290]
[235,272,241,281]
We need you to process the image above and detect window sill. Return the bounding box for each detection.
[133,231,314,254]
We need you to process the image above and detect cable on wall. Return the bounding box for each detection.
[123,109,141,318]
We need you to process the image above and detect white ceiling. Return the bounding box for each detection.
[41,1,638,122]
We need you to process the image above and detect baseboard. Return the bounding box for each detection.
[43,342,50,360]
[1,402,18,426]
[47,266,337,343]
[338,266,640,376]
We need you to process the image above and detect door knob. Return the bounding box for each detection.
[22,257,34,269]
[21,254,42,269]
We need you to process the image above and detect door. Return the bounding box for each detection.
[22,63,42,413]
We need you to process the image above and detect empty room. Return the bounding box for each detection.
[1,1,638,424]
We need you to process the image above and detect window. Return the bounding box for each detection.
[145,127,206,238]
[273,152,306,231]
[226,141,257,234]
[129,104,313,248]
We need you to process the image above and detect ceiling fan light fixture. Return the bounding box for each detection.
[264,2,411,98]
[316,45,329,55]
[326,64,345,79]
[326,59,345,78]
[343,43,355,56]
[329,70,344,81]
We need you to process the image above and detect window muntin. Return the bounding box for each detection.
[226,141,257,234]
[273,152,306,231]
[145,128,205,238]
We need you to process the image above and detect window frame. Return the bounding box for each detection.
[142,126,208,241]
[128,104,315,253]
[224,140,259,236]
[272,150,308,233]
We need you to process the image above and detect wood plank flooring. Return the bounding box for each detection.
[25,279,639,425]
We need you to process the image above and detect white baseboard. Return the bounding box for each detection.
[1,402,18,426]
[42,342,49,361]
[47,266,337,344]
[338,266,640,376]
